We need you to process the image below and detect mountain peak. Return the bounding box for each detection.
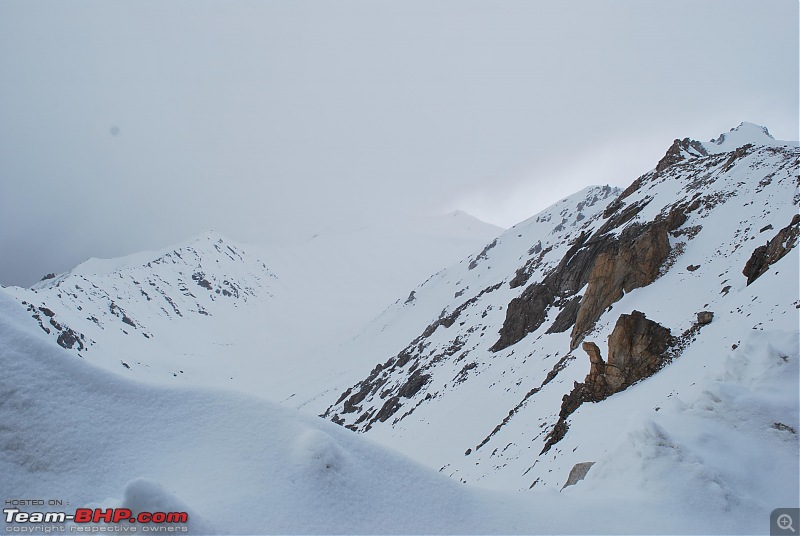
[656,122,792,173]
[705,121,775,153]
[190,229,230,245]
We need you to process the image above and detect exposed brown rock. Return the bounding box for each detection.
[597,197,653,235]
[542,311,672,454]
[582,341,604,374]
[570,222,672,349]
[604,311,673,392]
[722,144,754,172]
[697,311,714,325]
[742,214,800,285]
[492,231,616,352]
[495,202,687,353]
[655,137,709,173]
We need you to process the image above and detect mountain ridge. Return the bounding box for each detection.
[318,124,799,499]
[0,122,797,534]
[1,211,503,396]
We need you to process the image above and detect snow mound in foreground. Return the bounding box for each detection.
[0,292,538,534]
[1,288,796,534]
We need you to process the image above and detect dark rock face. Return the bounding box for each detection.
[697,311,714,325]
[742,214,800,285]
[56,327,85,351]
[570,223,671,349]
[655,137,709,173]
[546,295,582,334]
[492,231,614,351]
[493,200,688,353]
[192,273,213,290]
[542,311,672,454]
[468,239,497,270]
[491,283,554,351]
[603,311,673,392]
[375,396,402,423]
[324,282,502,431]
[397,371,431,399]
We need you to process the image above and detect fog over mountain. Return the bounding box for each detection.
[1,1,797,287]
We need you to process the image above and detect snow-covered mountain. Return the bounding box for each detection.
[317,122,799,511]
[0,290,749,535]
[1,122,797,534]
[0,212,501,397]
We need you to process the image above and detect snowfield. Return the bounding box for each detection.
[2,289,795,534]
[1,123,798,534]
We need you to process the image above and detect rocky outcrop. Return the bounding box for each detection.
[492,230,619,351]
[468,239,498,270]
[603,311,673,392]
[655,137,709,173]
[542,311,672,454]
[742,214,800,285]
[491,283,555,350]
[325,283,502,430]
[569,205,687,349]
[697,311,714,325]
[561,461,595,490]
[569,223,671,349]
[493,200,688,353]
[545,295,582,334]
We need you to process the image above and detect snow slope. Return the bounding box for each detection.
[291,184,621,410]
[0,211,501,401]
[317,124,800,528]
[702,121,794,154]
[2,123,797,534]
[0,290,740,535]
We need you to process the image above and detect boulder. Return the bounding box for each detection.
[604,311,673,391]
[743,214,800,285]
[697,311,714,325]
[561,462,596,490]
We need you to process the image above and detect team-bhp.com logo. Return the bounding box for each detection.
[4,507,189,532]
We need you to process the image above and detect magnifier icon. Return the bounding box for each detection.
[778,514,796,532]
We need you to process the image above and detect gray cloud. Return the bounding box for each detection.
[1,0,797,286]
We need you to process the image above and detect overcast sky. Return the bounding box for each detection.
[1,0,797,287]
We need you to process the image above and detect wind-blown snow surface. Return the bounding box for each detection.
[0,292,734,535]
[0,211,501,400]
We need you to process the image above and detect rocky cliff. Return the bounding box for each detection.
[320,123,799,492]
